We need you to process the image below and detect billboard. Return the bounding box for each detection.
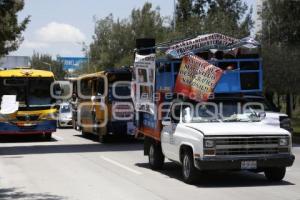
[57,57,87,71]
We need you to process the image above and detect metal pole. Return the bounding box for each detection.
[42,62,52,72]
[173,0,176,31]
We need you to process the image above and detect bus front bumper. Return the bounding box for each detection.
[0,120,56,135]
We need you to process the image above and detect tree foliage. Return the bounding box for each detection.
[260,0,300,95]
[0,0,30,56]
[175,0,253,38]
[89,3,169,71]
[30,53,65,80]
[87,1,253,72]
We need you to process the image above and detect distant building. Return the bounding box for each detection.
[57,57,87,72]
[0,56,30,69]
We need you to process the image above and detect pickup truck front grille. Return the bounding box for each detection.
[213,136,289,156]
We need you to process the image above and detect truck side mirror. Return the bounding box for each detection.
[258,111,266,120]
[162,117,171,126]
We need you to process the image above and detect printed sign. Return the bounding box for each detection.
[166,33,259,59]
[57,57,88,71]
[175,55,223,101]
[133,53,156,114]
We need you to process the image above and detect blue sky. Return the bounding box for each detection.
[12,0,256,57]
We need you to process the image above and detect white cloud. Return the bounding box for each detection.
[36,22,86,43]
[22,40,49,48]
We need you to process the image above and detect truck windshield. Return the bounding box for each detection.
[182,102,263,123]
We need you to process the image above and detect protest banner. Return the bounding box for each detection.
[133,53,156,114]
[166,33,259,59]
[174,55,223,101]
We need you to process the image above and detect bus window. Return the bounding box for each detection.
[80,78,92,97]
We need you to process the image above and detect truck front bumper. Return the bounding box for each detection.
[195,154,295,171]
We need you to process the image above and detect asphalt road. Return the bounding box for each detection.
[0,129,299,200]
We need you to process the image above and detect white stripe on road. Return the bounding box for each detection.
[52,135,64,141]
[101,156,142,175]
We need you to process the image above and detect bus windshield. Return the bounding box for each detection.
[0,77,54,109]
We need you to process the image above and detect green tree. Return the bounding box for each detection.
[87,0,254,74]
[204,0,253,37]
[88,3,169,72]
[30,53,66,80]
[0,0,30,56]
[174,0,253,38]
[260,0,300,116]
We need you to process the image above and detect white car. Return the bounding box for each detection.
[145,99,295,184]
[57,103,73,128]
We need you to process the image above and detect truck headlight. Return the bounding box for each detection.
[279,138,289,146]
[280,117,292,131]
[204,139,215,148]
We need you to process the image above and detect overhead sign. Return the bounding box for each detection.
[57,57,87,71]
[175,55,223,101]
[166,33,260,59]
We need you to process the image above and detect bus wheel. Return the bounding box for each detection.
[45,133,52,141]
[81,130,88,137]
[148,142,164,170]
[97,126,108,143]
[98,134,108,143]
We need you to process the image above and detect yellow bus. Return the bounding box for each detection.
[0,68,57,139]
[77,68,135,142]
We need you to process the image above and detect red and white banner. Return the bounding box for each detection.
[174,55,223,101]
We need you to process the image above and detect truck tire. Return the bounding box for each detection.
[182,150,198,184]
[148,143,164,170]
[264,167,286,182]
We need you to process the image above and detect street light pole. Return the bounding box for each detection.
[42,61,52,72]
[173,0,176,31]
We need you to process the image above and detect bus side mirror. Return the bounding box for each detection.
[51,81,72,99]
[259,111,266,120]
[162,117,171,126]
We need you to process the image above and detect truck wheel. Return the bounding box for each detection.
[182,150,198,184]
[149,143,164,170]
[264,167,286,182]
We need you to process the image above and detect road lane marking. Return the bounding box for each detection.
[101,156,142,175]
[52,135,64,141]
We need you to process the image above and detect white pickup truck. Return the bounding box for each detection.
[144,98,295,184]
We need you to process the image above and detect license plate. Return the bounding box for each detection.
[241,161,257,170]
